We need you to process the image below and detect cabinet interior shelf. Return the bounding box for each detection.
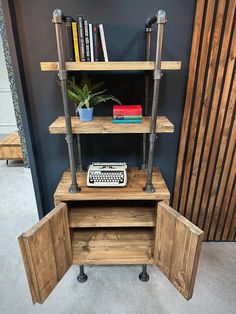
[40,61,181,72]
[49,116,174,134]
[72,228,154,265]
[69,201,156,228]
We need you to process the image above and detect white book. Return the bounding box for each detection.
[89,23,94,62]
[99,24,109,62]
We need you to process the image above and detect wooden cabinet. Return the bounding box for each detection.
[18,169,203,304]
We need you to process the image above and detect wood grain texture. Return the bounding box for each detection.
[40,61,181,71]
[156,201,203,300]
[0,132,23,160]
[18,203,72,304]
[49,116,174,134]
[173,0,205,208]
[72,228,154,265]
[54,168,170,204]
[173,0,236,241]
[69,203,156,227]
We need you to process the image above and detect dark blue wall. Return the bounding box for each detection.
[13,0,196,215]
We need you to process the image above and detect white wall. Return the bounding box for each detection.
[0,36,17,134]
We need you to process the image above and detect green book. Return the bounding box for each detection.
[113,115,143,120]
[112,119,142,124]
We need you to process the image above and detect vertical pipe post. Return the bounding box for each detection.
[52,9,80,193]
[72,77,83,171]
[141,25,153,170]
[144,10,167,193]
[139,264,149,281]
[77,265,88,282]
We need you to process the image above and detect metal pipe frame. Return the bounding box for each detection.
[77,265,88,283]
[71,77,83,171]
[144,10,167,193]
[53,9,80,193]
[139,264,149,281]
[141,24,153,170]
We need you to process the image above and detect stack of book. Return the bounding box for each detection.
[65,16,108,62]
[112,105,143,124]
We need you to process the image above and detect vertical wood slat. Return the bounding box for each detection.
[185,0,227,220]
[173,0,205,208]
[178,0,216,216]
[173,0,236,241]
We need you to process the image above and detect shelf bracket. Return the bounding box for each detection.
[144,10,167,193]
[53,9,80,193]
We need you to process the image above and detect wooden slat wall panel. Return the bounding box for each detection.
[173,0,236,241]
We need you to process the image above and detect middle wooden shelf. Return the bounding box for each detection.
[69,200,156,228]
[49,116,174,134]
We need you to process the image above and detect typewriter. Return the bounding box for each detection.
[87,162,127,187]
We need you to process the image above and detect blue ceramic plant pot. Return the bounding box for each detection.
[77,107,94,122]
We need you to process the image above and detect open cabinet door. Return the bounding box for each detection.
[155,201,203,300]
[18,202,72,304]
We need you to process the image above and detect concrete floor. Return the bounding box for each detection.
[0,160,236,314]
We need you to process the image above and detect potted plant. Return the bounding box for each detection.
[67,76,121,122]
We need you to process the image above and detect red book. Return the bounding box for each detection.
[113,105,142,116]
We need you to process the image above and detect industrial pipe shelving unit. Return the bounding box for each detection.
[41,9,180,281]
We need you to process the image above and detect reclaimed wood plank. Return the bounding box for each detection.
[72,228,154,265]
[54,168,170,203]
[40,61,181,71]
[69,204,156,227]
[49,116,174,134]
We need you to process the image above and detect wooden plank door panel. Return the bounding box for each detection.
[155,201,203,300]
[18,202,72,304]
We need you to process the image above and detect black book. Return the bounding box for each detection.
[92,23,99,62]
[77,16,86,62]
[83,19,91,62]
[65,17,75,61]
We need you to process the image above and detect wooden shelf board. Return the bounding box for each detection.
[69,204,156,228]
[54,168,170,203]
[72,228,154,265]
[49,116,174,134]
[40,61,181,72]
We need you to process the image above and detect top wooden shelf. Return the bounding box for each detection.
[40,61,181,72]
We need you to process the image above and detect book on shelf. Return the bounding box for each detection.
[112,119,142,124]
[113,105,142,116]
[77,16,86,62]
[83,19,91,61]
[113,115,143,120]
[89,23,94,62]
[71,21,80,62]
[65,17,75,61]
[92,23,99,62]
[65,14,110,62]
[99,24,109,62]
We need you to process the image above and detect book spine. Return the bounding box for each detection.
[66,18,75,61]
[112,119,142,124]
[99,24,108,62]
[77,16,86,62]
[113,109,142,116]
[92,23,99,62]
[113,115,143,120]
[83,19,91,62]
[89,23,94,62]
[71,22,80,62]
